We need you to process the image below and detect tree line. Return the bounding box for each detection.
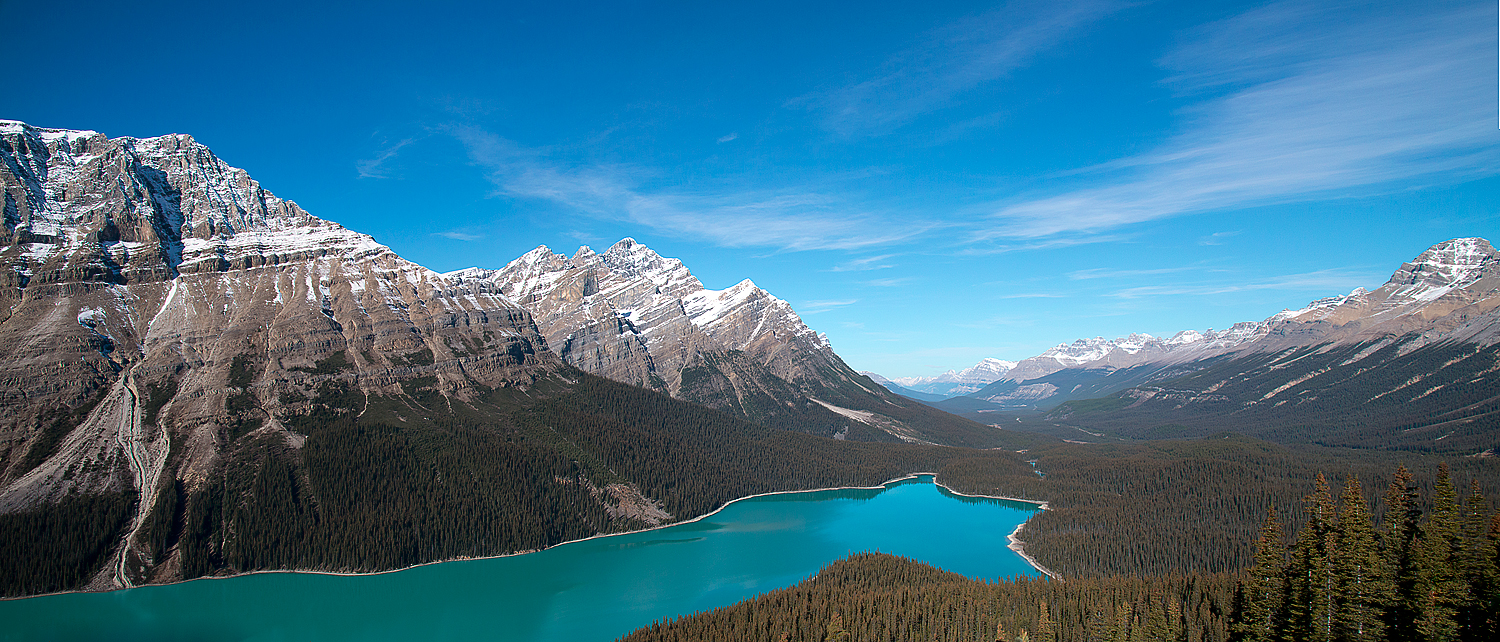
[622,463,1500,642]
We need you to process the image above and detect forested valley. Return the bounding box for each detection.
[0,368,1052,596]
[4,361,1497,602]
[624,464,1500,642]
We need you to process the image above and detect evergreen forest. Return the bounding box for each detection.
[623,464,1500,642]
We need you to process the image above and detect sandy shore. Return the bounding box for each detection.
[6,471,1057,600]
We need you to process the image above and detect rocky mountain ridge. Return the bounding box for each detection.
[451,239,998,446]
[0,120,589,591]
[872,238,1500,409]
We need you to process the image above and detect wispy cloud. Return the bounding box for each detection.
[1068,266,1202,280]
[1106,268,1377,299]
[356,138,417,179]
[449,125,933,251]
[830,254,897,272]
[716,132,739,143]
[959,233,1133,255]
[863,277,913,287]
[798,0,1124,137]
[800,299,859,314]
[982,1,1500,239]
[1199,231,1241,246]
[433,230,483,241]
[994,292,1066,299]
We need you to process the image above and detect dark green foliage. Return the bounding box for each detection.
[226,354,255,389]
[136,476,181,564]
[391,348,434,367]
[621,553,1239,642]
[1052,395,1131,415]
[290,350,348,375]
[952,435,1499,579]
[1383,465,1424,642]
[1235,507,1286,642]
[0,492,134,596]
[180,476,225,579]
[1229,465,1500,642]
[142,378,177,427]
[629,466,1500,642]
[1333,476,1385,641]
[167,371,1042,578]
[225,355,264,441]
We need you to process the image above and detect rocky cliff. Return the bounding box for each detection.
[452,240,1003,446]
[0,120,557,589]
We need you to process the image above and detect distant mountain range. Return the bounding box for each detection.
[860,358,1017,397]
[866,237,1500,453]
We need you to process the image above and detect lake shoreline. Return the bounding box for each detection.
[924,478,1060,581]
[4,471,1054,601]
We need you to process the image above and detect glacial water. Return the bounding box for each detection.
[0,475,1042,642]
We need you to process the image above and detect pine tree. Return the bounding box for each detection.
[1235,506,1287,642]
[1416,463,1462,642]
[1382,464,1422,642]
[824,611,849,642]
[1036,600,1055,642]
[1332,475,1386,642]
[1288,473,1337,642]
[1455,480,1496,642]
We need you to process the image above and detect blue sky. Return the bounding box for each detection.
[4,0,1497,378]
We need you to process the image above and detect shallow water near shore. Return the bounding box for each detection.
[1,475,1041,642]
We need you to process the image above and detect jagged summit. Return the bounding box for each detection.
[1383,237,1494,303]
[0,121,563,590]
[886,358,1016,396]
[1,120,391,286]
[459,239,833,397]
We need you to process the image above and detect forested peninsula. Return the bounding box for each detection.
[624,464,1500,642]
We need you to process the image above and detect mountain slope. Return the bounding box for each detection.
[0,121,1039,597]
[452,240,1009,447]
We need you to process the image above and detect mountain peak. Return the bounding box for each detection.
[1383,237,1496,304]
[1,121,389,281]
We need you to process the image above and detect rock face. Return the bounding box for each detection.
[449,240,981,442]
[448,239,837,398]
[0,121,553,584]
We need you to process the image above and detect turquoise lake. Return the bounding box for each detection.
[0,475,1042,642]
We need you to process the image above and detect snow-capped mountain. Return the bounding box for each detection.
[953,238,1500,429]
[1040,239,1500,452]
[881,358,1017,397]
[448,240,994,445]
[979,238,1500,386]
[447,239,835,397]
[893,358,1017,386]
[0,121,555,587]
